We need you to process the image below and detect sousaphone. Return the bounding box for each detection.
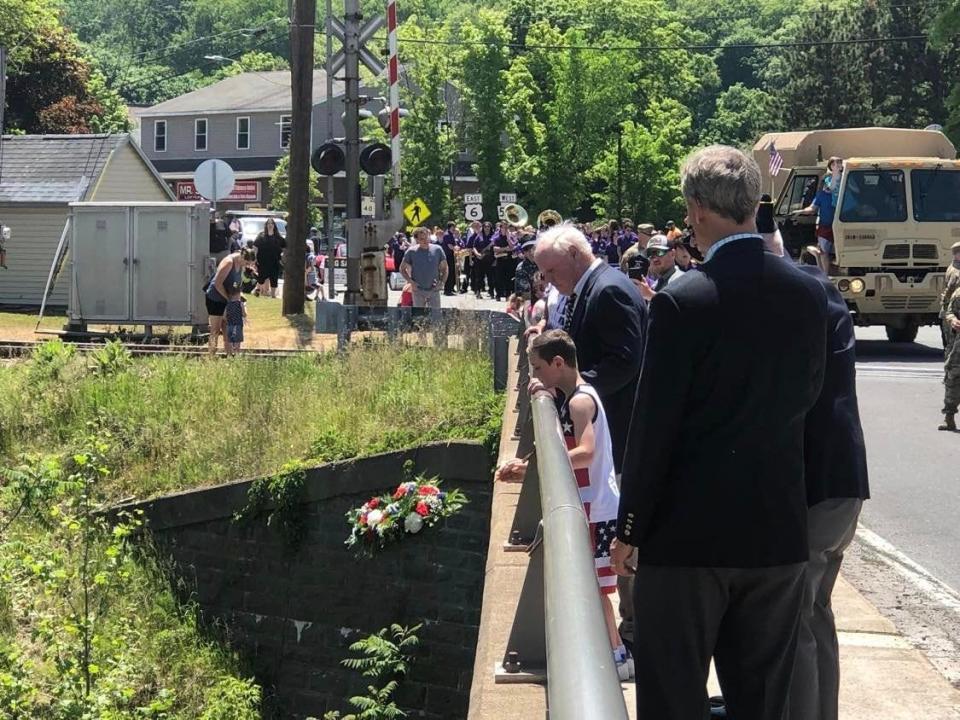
[537,209,563,228]
[503,203,528,228]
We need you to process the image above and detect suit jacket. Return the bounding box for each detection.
[798,266,870,505]
[617,237,828,567]
[567,263,647,471]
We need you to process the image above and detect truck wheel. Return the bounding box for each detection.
[885,324,918,343]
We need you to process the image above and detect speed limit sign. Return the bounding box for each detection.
[465,203,483,221]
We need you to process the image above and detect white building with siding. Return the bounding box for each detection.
[0,134,174,307]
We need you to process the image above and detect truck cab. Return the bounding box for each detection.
[774,157,960,342]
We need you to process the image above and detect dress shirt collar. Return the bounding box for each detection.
[573,258,604,298]
[703,233,761,263]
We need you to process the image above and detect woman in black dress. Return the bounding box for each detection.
[253,218,286,298]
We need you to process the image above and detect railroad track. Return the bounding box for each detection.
[0,339,315,360]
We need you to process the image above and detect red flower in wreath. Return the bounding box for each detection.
[368,497,380,509]
[392,487,406,500]
[418,485,440,496]
[359,512,368,525]
[415,501,430,516]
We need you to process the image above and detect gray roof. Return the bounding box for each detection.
[0,134,127,203]
[143,70,341,116]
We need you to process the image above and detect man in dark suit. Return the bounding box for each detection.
[611,145,829,720]
[788,265,870,720]
[532,224,646,653]
[531,225,646,470]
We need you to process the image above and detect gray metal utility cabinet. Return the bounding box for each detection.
[67,201,212,332]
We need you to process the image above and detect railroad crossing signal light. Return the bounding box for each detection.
[359,143,391,176]
[312,142,345,176]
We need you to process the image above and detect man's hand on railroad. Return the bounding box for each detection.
[610,538,636,577]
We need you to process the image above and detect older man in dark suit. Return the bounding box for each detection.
[532,223,646,651]
[612,145,829,720]
[532,225,646,468]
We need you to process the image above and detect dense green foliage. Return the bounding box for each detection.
[0,342,500,717]
[323,624,421,720]
[3,0,959,218]
[0,439,261,719]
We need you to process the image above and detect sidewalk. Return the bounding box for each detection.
[468,345,960,720]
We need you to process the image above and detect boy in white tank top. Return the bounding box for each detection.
[496,329,631,679]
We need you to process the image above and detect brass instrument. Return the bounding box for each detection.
[537,209,563,228]
[503,203,528,228]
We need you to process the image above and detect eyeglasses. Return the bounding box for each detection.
[647,248,670,258]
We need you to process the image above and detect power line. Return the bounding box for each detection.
[135,30,288,99]
[365,32,930,54]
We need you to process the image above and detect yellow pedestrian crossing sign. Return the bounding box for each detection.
[404,197,431,225]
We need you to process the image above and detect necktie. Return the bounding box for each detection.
[562,293,577,332]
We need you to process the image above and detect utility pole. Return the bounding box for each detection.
[616,125,623,222]
[324,0,336,296]
[282,0,316,316]
[342,0,363,304]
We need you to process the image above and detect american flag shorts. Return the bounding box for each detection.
[590,518,618,595]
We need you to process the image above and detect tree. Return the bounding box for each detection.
[457,9,513,220]
[398,28,458,222]
[1,10,129,135]
[587,99,692,225]
[702,84,778,148]
[269,153,322,229]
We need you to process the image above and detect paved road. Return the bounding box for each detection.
[852,325,960,590]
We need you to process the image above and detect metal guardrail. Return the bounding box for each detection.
[496,336,629,720]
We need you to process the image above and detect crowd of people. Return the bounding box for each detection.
[494,144,870,720]
[383,215,705,313]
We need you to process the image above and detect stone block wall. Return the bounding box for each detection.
[120,442,492,719]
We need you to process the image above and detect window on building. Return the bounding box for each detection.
[237,117,250,150]
[280,115,292,149]
[195,118,208,151]
[154,120,167,152]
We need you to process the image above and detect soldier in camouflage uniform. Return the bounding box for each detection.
[940,276,960,431]
[940,242,960,343]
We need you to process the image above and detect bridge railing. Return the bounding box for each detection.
[496,337,629,720]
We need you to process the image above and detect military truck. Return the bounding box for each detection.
[753,127,959,342]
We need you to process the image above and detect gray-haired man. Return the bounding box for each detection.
[400,226,448,308]
[612,145,828,720]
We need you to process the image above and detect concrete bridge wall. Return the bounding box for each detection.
[120,442,492,719]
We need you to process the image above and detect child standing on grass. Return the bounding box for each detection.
[224,293,248,356]
[495,329,633,680]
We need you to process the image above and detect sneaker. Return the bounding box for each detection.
[624,651,635,679]
[616,658,632,682]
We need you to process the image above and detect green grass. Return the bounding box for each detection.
[0,342,502,502]
[0,342,502,717]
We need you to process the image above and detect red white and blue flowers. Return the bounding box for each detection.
[345,474,467,557]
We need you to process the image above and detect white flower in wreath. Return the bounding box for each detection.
[366,509,384,527]
[404,512,424,534]
[425,495,442,510]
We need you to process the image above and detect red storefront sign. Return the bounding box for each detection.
[174,180,261,202]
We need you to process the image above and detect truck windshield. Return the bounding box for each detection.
[911,168,960,222]
[839,169,907,223]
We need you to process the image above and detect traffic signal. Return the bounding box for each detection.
[312,142,344,175]
[359,143,391,176]
[310,140,391,176]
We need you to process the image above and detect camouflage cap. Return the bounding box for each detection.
[637,223,656,235]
